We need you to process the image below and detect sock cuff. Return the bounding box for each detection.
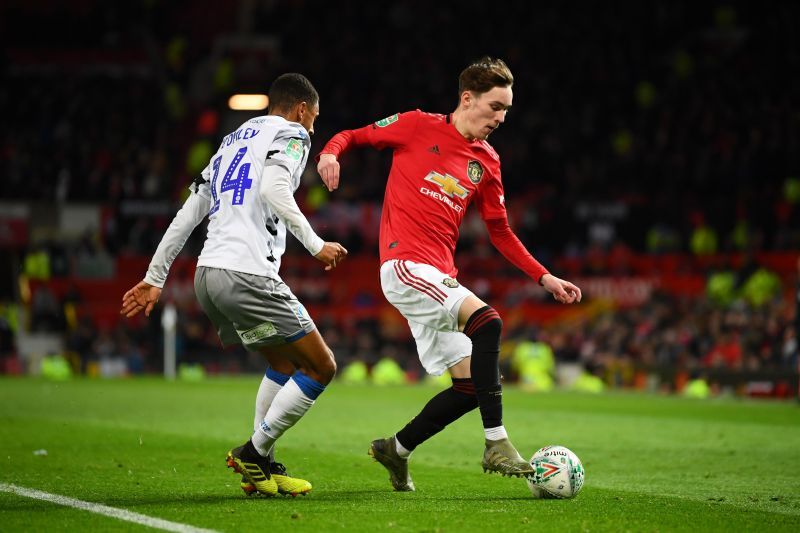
[484,426,508,441]
[291,371,326,400]
[266,367,291,385]
[451,378,476,395]
[394,435,413,457]
[463,306,502,337]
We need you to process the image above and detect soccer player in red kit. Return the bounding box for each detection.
[317,57,582,489]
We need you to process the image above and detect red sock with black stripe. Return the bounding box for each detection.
[464,305,504,429]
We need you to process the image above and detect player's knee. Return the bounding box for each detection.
[485,314,502,338]
[464,305,503,340]
[315,347,337,384]
[325,348,337,380]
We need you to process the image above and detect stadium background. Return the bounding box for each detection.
[1,0,798,398]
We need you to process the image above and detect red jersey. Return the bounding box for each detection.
[321,110,548,281]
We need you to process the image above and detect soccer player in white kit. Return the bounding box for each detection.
[121,73,347,497]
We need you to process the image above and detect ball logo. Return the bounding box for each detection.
[535,460,561,481]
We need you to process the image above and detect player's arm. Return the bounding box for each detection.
[260,163,346,270]
[484,217,581,304]
[121,176,212,318]
[317,110,420,191]
[476,165,580,304]
[262,129,347,270]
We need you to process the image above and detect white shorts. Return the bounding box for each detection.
[380,259,474,376]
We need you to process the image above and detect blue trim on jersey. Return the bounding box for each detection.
[265,367,291,386]
[292,371,326,400]
[293,128,309,141]
[284,329,310,344]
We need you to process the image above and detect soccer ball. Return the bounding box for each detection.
[525,445,584,499]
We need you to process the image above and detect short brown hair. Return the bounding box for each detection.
[458,57,514,96]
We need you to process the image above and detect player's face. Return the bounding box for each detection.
[467,86,512,140]
[299,101,320,136]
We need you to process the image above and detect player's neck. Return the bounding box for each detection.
[451,109,476,141]
[269,108,298,123]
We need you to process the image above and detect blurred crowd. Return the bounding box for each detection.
[16,252,799,394]
[1,1,799,391]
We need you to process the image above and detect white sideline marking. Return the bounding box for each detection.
[0,482,220,533]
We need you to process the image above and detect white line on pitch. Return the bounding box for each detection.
[0,482,220,533]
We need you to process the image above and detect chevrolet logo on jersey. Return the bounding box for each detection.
[424,171,469,199]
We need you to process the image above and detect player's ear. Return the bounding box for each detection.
[460,90,472,109]
[296,101,308,121]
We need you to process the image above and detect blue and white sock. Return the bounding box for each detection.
[251,371,326,457]
[254,368,291,461]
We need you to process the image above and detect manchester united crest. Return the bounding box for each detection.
[467,160,484,184]
[442,277,459,288]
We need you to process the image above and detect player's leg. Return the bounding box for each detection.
[457,294,533,476]
[377,259,532,476]
[255,356,296,440]
[197,268,331,495]
[249,330,335,455]
[240,355,312,496]
[194,268,280,495]
[228,332,333,497]
[371,260,488,485]
[239,364,289,495]
[394,373,478,453]
[369,353,478,492]
[253,356,295,466]
[390,331,477,452]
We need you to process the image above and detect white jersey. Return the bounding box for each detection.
[143,114,323,289]
[193,115,311,279]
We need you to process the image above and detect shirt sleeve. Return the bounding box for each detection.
[267,124,311,176]
[144,188,211,288]
[259,164,325,256]
[188,164,213,199]
[484,218,550,283]
[317,110,420,159]
[475,162,508,221]
[476,160,549,282]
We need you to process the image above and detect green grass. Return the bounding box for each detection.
[1,377,799,532]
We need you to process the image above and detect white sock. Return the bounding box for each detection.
[254,370,290,461]
[484,426,508,441]
[394,436,412,459]
[253,374,283,431]
[251,374,322,456]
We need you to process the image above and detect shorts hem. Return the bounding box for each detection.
[424,353,470,376]
[284,327,314,344]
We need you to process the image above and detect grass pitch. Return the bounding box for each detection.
[1,377,798,532]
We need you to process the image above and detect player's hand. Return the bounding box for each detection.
[121,280,162,318]
[317,154,340,192]
[540,274,582,304]
[314,242,348,271]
